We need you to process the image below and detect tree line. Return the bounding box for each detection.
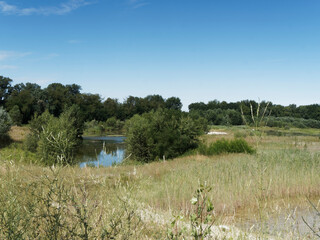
[189,100,320,128]
[1,75,320,129]
[0,76,183,125]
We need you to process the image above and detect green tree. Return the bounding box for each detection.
[125,109,206,162]
[103,98,120,119]
[165,97,182,111]
[6,83,45,123]
[0,76,12,106]
[78,93,104,121]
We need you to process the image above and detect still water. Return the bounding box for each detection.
[77,136,126,167]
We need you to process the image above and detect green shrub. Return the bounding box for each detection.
[105,117,124,133]
[199,138,255,156]
[0,107,12,141]
[25,107,81,165]
[84,120,105,135]
[8,105,22,126]
[37,109,80,165]
[23,133,39,152]
[125,109,206,162]
[24,110,53,152]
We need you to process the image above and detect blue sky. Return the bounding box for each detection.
[1,0,320,110]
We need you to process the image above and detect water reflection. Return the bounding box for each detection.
[76,136,126,167]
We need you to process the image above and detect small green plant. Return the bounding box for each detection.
[190,183,215,239]
[0,107,12,141]
[167,183,215,239]
[167,215,186,239]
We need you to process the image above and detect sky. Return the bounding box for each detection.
[1,0,320,110]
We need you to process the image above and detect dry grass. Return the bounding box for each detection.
[8,126,30,142]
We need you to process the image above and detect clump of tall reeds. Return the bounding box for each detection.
[198,138,255,156]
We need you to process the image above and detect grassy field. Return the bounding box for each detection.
[0,126,320,239]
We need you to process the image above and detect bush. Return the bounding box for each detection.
[26,107,81,165]
[8,105,22,126]
[37,109,80,165]
[24,111,53,152]
[125,109,206,162]
[105,117,124,133]
[84,120,104,135]
[199,138,255,156]
[265,116,320,129]
[0,107,12,140]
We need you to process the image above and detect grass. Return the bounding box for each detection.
[1,126,320,238]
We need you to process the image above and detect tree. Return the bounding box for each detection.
[125,109,206,162]
[103,98,120,119]
[165,97,182,111]
[78,93,104,121]
[6,83,45,123]
[0,76,12,106]
[44,83,70,117]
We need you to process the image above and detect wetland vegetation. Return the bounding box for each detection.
[1,76,320,238]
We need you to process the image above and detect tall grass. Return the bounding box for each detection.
[0,164,146,239]
[1,126,320,238]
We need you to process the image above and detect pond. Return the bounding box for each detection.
[76,136,126,167]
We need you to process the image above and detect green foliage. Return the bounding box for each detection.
[190,184,215,239]
[84,120,105,135]
[105,117,124,133]
[37,109,80,165]
[125,109,206,162]
[0,76,12,106]
[24,110,53,152]
[266,116,320,129]
[165,97,183,111]
[25,107,82,165]
[23,134,39,153]
[0,167,143,239]
[83,118,124,135]
[167,183,215,239]
[199,138,255,156]
[0,107,12,141]
[8,105,22,126]
[6,83,45,124]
